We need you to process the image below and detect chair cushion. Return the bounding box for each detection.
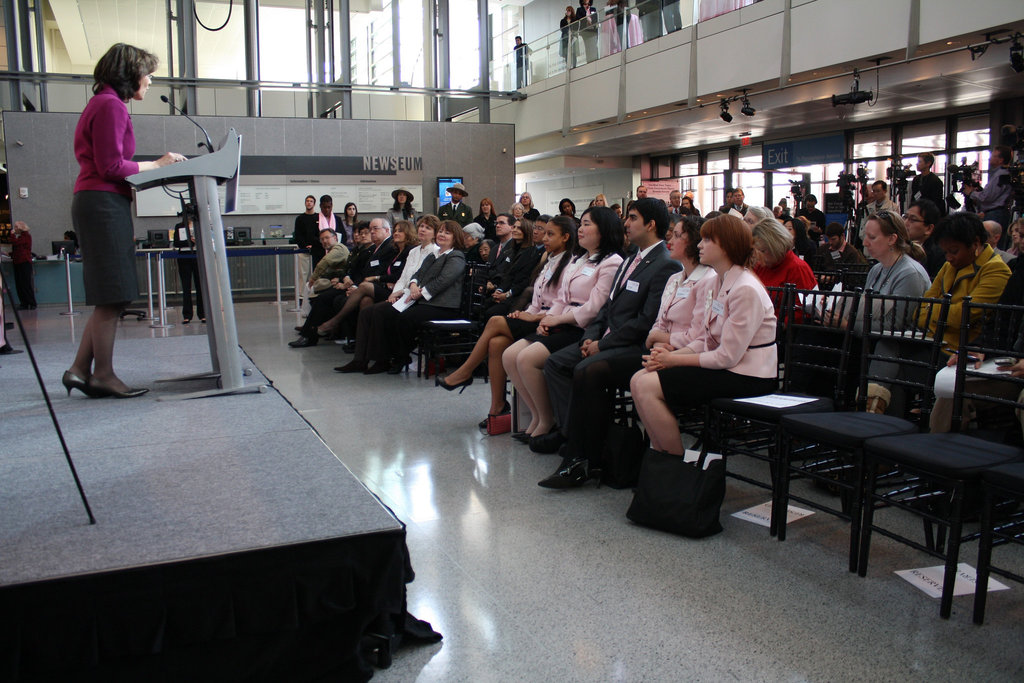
[780,412,917,446]
[864,433,1024,479]
[711,394,834,423]
[981,461,1024,495]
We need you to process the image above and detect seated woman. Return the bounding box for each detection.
[436,216,577,425]
[335,216,440,374]
[752,218,818,320]
[483,217,541,318]
[784,215,818,261]
[380,220,468,374]
[630,214,779,457]
[502,206,625,442]
[317,219,416,338]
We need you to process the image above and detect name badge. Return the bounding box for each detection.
[505,256,511,262]
[370,259,380,267]
[711,299,725,315]
[582,266,596,276]
[677,284,692,300]
[177,227,188,241]
[393,261,402,267]
[625,279,640,293]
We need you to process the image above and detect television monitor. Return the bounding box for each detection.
[436,177,464,211]
[234,227,252,245]
[147,229,170,248]
[51,240,74,256]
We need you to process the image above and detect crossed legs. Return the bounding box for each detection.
[443,315,516,415]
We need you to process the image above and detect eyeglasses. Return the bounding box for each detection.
[902,214,924,224]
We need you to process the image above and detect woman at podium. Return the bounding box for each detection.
[63,43,187,399]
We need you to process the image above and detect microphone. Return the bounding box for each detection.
[161,95,214,154]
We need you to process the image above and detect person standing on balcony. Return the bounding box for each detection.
[560,6,576,65]
[576,0,599,64]
[514,36,529,89]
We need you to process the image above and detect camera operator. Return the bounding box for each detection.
[797,194,827,238]
[910,152,945,213]
[859,180,899,242]
[963,145,1012,231]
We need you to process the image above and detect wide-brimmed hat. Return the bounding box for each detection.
[447,183,468,198]
[392,187,415,202]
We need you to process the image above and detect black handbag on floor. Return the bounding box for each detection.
[600,420,647,489]
[626,448,725,538]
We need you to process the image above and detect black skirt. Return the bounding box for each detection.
[72,190,138,306]
[525,324,584,352]
[505,316,540,341]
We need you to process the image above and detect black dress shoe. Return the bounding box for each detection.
[364,361,390,375]
[288,336,317,348]
[341,342,356,353]
[386,361,406,375]
[85,378,149,399]
[511,432,531,444]
[478,400,511,429]
[538,458,590,489]
[335,360,367,373]
[529,429,565,454]
[0,344,22,355]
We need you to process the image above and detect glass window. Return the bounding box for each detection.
[852,127,891,159]
[733,171,765,208]
[195,1,245,79]
[677,154,698,177]
[258,3,308,82]
[654,157,672,179]
[956,114,990,149]
[398,0,425,87]
[351,0,394,86]
[737,145,762,170]
[706,150,730,174]
[449,0,480,90]
[901,120,945,155]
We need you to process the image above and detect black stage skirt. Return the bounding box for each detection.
[72,190,138,306]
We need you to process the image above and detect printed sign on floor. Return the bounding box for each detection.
[732,501,814,528]
[895,563,1009,599]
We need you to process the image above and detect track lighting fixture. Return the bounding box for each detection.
[1011,34,1023,73]
[719,100,732,123]
[740,91,755,117]
[831,69,873,107]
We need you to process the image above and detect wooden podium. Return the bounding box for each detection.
[127,129,266,400]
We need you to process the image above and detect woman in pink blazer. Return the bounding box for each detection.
[631,214,778,456]
[503,207,625,440]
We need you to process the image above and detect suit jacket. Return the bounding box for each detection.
[488,239,520,284]
[411,249,467,310]
[438,202,473,227]
[584,241,682,350]
[349,237,399,283]
[496,244,541,296]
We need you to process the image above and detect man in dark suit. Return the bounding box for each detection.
[536,198,682,487]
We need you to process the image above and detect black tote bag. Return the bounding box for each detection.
[626,448,725,538]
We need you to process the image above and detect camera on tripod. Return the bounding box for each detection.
[886,164,916,184]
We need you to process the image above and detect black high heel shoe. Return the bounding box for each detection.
[436,374,473,393]
[538,457,598,489]
[62,370,96,397]
[478,400,511,429]
[85,377,149,399]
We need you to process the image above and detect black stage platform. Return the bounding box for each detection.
[0,336,418,681]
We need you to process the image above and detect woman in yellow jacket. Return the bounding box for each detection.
[866,212,1010,414]
[918,212,1011,351]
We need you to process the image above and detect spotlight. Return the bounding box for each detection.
[740,93,755,117]
[719,100,732,123]
[1011,35,1023,73]
[831,69,873,107]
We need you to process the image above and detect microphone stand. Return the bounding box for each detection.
[161,95,214,154]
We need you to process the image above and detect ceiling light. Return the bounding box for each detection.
[740,91,755,117]
[831,69,873,107]
[719,100,732,123]
[1011,35,1023,73]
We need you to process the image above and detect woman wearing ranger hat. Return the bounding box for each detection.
[386,187,417,228]
[439,182,473,227]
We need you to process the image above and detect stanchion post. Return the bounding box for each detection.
[59,251,80,317]
[287,251,302,312]
[271,250,283,305]
[145,251,156,322]
[150,251,173,329]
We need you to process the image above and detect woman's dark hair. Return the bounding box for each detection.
[787,215,816,256]
[631,197,670,239]
[439,220,467,250]
[343,202,358,223]
[932,212,987,248]
[559,197,577,217]
[416,214,441,236]
[909,198,940,227]
[93,43,159,100]
[392,192,415,218]
[581,206,625,262]
[516,218,535,248]
[676,216,702,262]
[544,215,578,289]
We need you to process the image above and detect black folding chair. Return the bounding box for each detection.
[860,298,1024,619]
[416,264,489,378]
[707,286,862,533]
[776,291,952,571]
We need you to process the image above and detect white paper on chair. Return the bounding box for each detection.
[428,319,473,325]
[933,361,1010,399]
[734,394,818,408]
[895,563,1009,598]
[682,449,722,470]
[392,293,414,312]
[732,501,814,528]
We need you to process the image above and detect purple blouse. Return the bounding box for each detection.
[73,85,139,197]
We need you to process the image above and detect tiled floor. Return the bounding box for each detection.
[7,301,1024,681]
